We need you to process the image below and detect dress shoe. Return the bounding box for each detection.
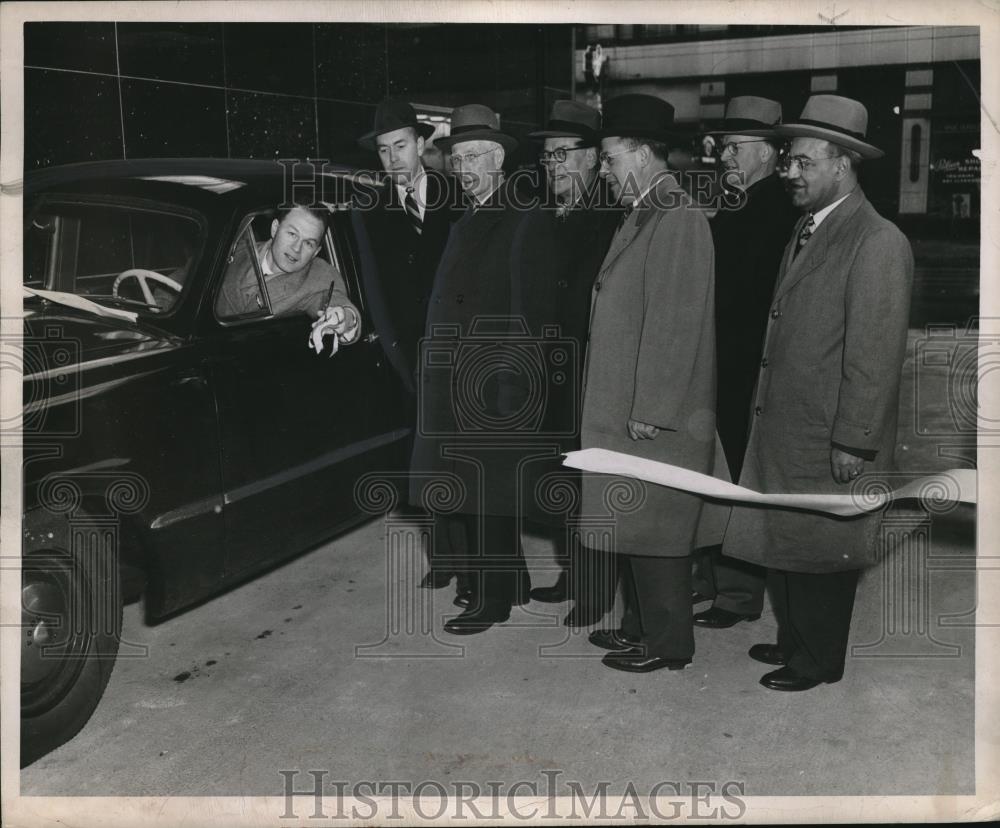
[748,643,786,666]
[759,666,824,691]
[602,649,691,673]
[453,589,475,609]
[443,605,510,635]
[419,571,453,589]
[562,605,606,628]
[693,606,761,628]
[588,629,640,651]
[530,584,568,603]
[692,591,713,604]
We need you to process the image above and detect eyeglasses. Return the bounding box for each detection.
[538,146,589,165]
[778,153,838,173]
[449,148,496,168]
[718,139,766,157]
[598,146,637,165]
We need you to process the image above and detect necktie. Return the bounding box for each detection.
[794,212,815,259]
[616,203,634,233]
[404,187,423,235]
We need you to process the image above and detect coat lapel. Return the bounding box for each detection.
[772,191,866,302]
[597,173,682,277]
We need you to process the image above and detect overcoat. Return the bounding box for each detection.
[711,172,800,478]
[579,173,718,557]
[721,190,914,573]
[351,169,460,392]
[509,186,620,526]
[408,179,529,516]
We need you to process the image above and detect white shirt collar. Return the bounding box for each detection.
[259,243,277,277]
[811,192,852,229]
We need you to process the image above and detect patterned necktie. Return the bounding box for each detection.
[794,212,815,259]
[404,186,423,235]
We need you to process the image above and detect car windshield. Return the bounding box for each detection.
[24,200,203,317]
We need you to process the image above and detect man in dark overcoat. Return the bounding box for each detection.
[691,96,801,630]
[511,100,620,628]
[408,104,531,635]
[580,95,718,673]
[348,99,462,592]
[721,95,914,691]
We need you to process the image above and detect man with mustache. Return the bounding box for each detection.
[582,94,717,672]
[722,95,913,691]
[692,97,800,630]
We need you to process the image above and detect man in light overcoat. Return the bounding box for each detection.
[580,94,718,673]
[722,95,914,691]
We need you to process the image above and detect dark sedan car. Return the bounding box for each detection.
[19,159,412,765]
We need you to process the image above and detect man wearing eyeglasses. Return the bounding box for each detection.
[722,95,913,691]
[409,104,532,635]
[691,97,800,632]
[511,100,620,628]
[580,94,719,673]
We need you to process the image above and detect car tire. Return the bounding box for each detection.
[20,541,122,767]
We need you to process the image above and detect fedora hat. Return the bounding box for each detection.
[599,94,679,143]
[436,104,518,154]
[529,99,601,143]
[706,96,782,137]
[358,98,436,151]
[775,94,884,159]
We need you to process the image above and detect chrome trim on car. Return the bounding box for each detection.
[23,344,180,383]
[223,428,411,506]
[22,370,167,415]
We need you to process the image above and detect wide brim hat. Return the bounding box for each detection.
[529,99,601,143]
[775,94,884,159]
[599,93,680,143]
[435,103,518,154]
[358,98,436,151]
[705,95,783,138]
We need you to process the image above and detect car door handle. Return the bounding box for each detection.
[364,332,379,344]
[173,371,207,388]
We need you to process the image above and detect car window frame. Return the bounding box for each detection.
[213,205,361,329]
[23,193,208,321]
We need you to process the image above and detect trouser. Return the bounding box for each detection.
[692,544,766,615]
[428,513,466,581]
[450,513,527,611]
[767,567,861,682]
[618,553,695,660]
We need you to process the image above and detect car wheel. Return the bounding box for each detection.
[20,544,122,767]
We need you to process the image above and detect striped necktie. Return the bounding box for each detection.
[794,212,815,259]
[616,203,634,233]
[404,186,423,235]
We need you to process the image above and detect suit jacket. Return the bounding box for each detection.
[721,189,914,573]
[711,172,800,478]
[408,179,530,516]
[351,169,460,392]
[579,173,719,557]
[215,239,355,321]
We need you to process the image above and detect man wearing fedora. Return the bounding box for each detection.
[692,96,800,630]
[408,103,532,635]
[511,100,620,627]
[722,94,913,691]
[581,94,718,672]
[342,98,463,593]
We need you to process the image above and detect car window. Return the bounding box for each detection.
[214,209,355,325]
[24,201,201,316]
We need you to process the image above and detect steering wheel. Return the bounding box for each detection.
[112,269,183,306]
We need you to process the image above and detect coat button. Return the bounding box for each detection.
[594,283,602,292]
[558,279,568,289]
[864,427,872,435]
[754,406,763,416]
[761,357,769,368]
[457,294,464,305]
[770,308,781,319]
[407,253,416,265]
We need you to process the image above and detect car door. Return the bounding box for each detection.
[207,207,409,577]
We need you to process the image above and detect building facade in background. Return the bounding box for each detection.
[576,24,981,232]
